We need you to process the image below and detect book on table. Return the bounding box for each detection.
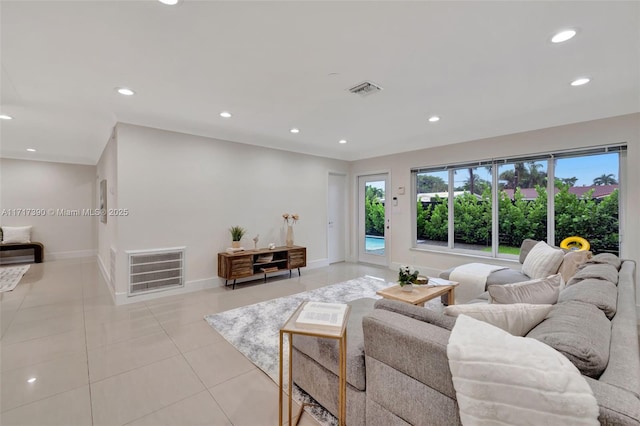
[295,302,348,331]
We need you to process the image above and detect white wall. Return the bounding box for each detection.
[96,129,118,292]
[350,113,640,283]
[0,158,97,259]
[112,123,349,299]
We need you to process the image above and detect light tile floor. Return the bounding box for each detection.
[0,258,397,426]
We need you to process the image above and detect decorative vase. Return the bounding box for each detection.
[232,241,241,249]
[400,283,413,292]
[286,225,294,247]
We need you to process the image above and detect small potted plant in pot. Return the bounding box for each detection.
[398,265,419,292]
[229,226,246,249]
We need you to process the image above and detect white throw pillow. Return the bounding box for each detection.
[488,274,563,305]
[522,241,565,279]
[447,315,600,426]
[444,303,552,336]
[1,226,32,244]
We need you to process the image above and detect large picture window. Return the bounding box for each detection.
[413,146,624,257]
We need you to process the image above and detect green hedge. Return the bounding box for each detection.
[415,186,618,254]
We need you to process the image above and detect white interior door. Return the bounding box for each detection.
[358,173,389,266]
[328,173,346,264]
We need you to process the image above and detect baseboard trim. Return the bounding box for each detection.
[96,254,117,305]
[114,276,217,305]
[47,249,97,261]
[390,261,441,278]
[113,258,332,305]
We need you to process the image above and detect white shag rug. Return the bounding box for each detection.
[0,265,30,292]
[205,275,441,425]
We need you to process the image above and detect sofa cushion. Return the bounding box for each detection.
[488,274,563,305]
[485,268,531,286]
[518,238,541,264]
[568,263,619,286]
[291,297,375,391]
[447,315,600,425]
[527,301,611,378]
[584,253,622,270]
[558,250,592,282]
[374,299,456,330]
[1,226,32,244]
[444,303,552,336]
[558,279,617,319]
[522,241,565,279]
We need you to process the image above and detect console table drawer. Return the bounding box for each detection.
[288,248,306,269]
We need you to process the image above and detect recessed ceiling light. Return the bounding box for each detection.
[338,139,347,144]
[290,128,300,134]
[428,116,440,122]
[27,377,37,384]
[26,148,36,152]
[158,0,179,4]
[551,29,577,43]
[571,77,590,86]
[0,114,13,120]
[220,111,232,118]
[116,87,135,96]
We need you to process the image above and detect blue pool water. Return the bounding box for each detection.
[365,236,385,251]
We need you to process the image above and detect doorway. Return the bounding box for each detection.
[358,173,389,266]
[328,173,346,264]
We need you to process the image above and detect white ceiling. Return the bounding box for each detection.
[1,1,638,165]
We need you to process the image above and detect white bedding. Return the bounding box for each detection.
[449,263,507,304]
[447,314,599,425]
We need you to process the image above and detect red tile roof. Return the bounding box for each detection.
[502,185,617,200]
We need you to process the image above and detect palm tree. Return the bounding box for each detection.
[561,177,578,187]
[593,174,618,186]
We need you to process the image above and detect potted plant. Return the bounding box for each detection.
[229,226,247,248]
[398,265,419,292]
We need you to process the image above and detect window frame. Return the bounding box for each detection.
[411,144,625,259]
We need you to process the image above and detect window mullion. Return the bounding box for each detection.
[492,163,499,257]
[448,169,454,249]
[547,157,555,245]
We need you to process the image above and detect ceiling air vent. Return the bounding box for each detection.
[348,81,383,97]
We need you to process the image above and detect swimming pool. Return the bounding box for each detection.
[365,236,385,251]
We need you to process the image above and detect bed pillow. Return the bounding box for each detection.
[444,303,552,336]
[447,315,599,425]
[522,241,565,279]
[488,274,563,305]
[1,226,32,244]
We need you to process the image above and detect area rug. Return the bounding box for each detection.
[204,275,442,425]
[0,265,30,292]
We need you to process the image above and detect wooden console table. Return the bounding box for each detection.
[217,246,306,289]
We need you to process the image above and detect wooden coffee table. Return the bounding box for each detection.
[376,280,459,306]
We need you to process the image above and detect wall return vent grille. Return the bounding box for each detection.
[348,80,383,97]
[127,247,185,296]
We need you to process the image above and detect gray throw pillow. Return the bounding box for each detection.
[527,301,611,378]
[568,264,619,286]
[558,278,617,319]
[488,274,563,305]
[583,253,622,270]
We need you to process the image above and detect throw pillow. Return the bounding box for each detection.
[522,241,565,279]
[447,315,600,426]
[1,226,32,244]
[558,278,617,319]
[568,263,619,286]
[558,250,592,282]
[527,301,611,378]
[488,274,563,305]
[444,303,552,336]
[584,253,622,270]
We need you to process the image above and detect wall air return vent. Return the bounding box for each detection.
[348,81,383,97]
[127,247,185,296]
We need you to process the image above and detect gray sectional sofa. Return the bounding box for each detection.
[292,255,639,425]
